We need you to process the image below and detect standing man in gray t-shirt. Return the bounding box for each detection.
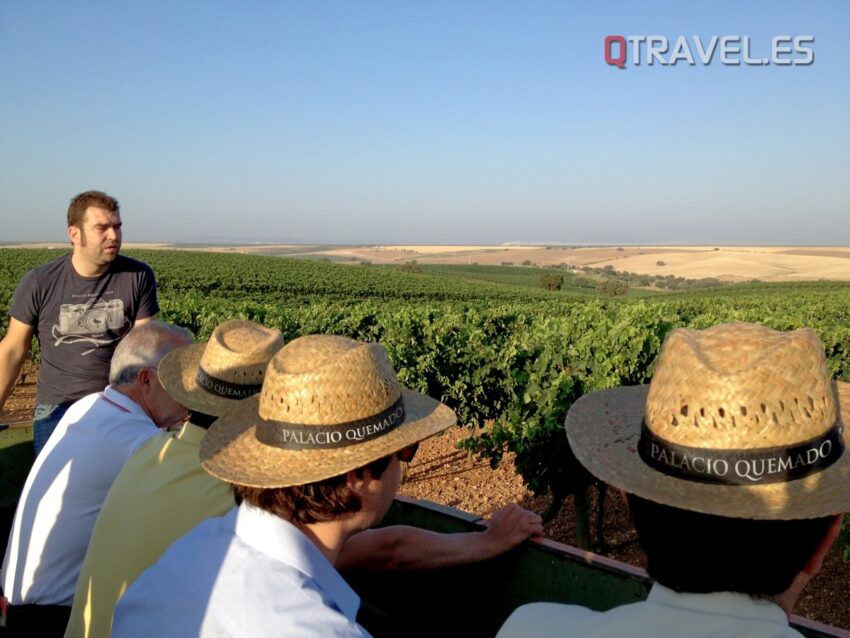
[0,191,159,453]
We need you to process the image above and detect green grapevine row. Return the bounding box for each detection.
[2,248,850,513]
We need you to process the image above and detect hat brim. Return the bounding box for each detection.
[158,343,245,417]
[566,382,850,520]
[200,388,456,487]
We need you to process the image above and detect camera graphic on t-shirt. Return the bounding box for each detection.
[59,299,125,335]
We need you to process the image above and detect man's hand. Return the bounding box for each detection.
[476,503,544,556]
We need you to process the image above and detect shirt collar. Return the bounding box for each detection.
[102,385,147,417]
[178,421,208,445]
[234,503,360,622]
[648,583,789,626]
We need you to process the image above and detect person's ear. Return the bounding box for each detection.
[137,367,154,390]
[802,514,843,577]
[347,467,380,497]
[68,225,80,245]
[346,469,367,498]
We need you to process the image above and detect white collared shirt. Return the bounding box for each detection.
[497,582,802,638]
[1,386,161,606]
[65,421,234,638]
[113,503,370,638]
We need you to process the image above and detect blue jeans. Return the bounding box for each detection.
[33,402,72,455]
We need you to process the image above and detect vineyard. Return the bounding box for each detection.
[3,247,850,536]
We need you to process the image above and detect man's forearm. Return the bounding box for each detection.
[133,314,157,328]
[338,504,543,572]
[338,525,502,571]
[0,319,34,413]
[0,345,27,412]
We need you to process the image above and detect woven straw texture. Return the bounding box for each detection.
[646,324,834,449]
[158,320,284,416]
[566,323,850,519]
[201,334,456,487]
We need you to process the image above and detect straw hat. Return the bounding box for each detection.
[200,334,457,487]
[566,323,850,520]
[158,320,285,416]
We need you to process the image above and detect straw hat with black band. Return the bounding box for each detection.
[566,322,850,520]
[158,320,285,416]
[200,334,457,488]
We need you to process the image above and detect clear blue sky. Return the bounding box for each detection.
[1,1,848,244]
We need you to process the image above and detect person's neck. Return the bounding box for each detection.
[297,519,358,566]
[71,251,109,277]
[772,514,843,619]
[771,571,811,620]
[112,384,146,416]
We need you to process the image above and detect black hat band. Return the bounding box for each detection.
[638,419,844,485]
[255,396,406,450]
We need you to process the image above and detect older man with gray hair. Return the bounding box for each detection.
[1,321,193,638]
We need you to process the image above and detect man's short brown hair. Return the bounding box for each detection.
[627,494,835,597]
[232,456,392,526]
[67,190,120,228]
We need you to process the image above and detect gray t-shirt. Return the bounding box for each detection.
[10,254,159,404]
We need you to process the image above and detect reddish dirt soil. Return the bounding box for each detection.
[3,373,848,630]
[2,361,37,423]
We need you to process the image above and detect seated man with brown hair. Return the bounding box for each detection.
[112,333,541,637]
[499,323,848,638]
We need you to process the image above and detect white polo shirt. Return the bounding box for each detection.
[497,582,803,638]
[113,503,370,638]
[1,386,161,606]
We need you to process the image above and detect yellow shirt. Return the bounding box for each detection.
[64,422,234,638]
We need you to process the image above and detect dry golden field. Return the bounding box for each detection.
[320,245,850,282]
[9,243,850,282]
